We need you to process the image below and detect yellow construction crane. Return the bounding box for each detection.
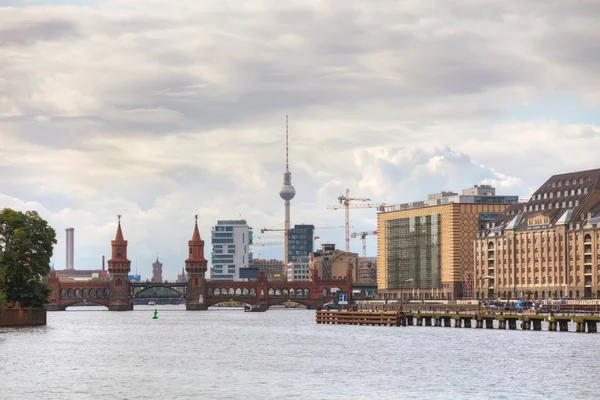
[328,189,381,252]
[351,231,378,258]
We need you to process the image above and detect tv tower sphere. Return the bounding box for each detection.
[279,175,296,201]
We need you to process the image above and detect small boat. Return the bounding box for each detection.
[148,300,156,306]
[244,304,267,312]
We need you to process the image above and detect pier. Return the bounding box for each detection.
[315,310,600,333]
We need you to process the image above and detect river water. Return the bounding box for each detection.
[1,305,599,399]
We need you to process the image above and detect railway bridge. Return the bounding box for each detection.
[47,216,352,311]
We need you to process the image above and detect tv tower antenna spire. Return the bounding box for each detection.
[285,114,289,171]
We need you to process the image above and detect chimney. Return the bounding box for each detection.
[102,255,105,271]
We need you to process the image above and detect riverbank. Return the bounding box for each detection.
[0,308,47,327]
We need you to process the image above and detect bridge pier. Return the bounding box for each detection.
[475,319,483,329]
[463,318,472,328]
[532,319,542,331]
[416,317,423,326]
[485,319,494,329]
[508,319,517,330]
[442,317,451,327]
[498,320,506,329]
[434,318,441,327]
[454,318,462,328]
[424,316,432,326]
[558,320,569,331]
[587,321,598,333]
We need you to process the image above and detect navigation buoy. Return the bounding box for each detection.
[153,308,158,319]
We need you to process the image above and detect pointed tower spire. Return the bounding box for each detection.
[192,214,201,241]
[115,214,124,241]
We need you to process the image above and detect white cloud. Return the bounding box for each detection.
[1,0,599,279]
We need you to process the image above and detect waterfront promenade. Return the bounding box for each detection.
[316,310,600,333]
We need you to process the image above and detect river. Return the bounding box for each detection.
[1,305,599,399]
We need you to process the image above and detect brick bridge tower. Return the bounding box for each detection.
[185,215,208,310]
[108,215,132,311]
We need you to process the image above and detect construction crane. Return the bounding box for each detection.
[328,189,380,252]
[351,231,377,258]
[250,241,284,246]
[260,225,344,234]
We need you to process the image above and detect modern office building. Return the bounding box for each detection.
[252,259,286,281]
[288,224,315,263]
[310,243,359,282]
[211,220,252,281]
[65,228,75,270]
[152,256,163,283]
[287,256,311,281]
[474,168,600,299]
[377,185,518,300]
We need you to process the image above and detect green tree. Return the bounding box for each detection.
[0,263,6,314]
[0,208,56,308]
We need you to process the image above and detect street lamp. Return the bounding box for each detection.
[402,279,414,302]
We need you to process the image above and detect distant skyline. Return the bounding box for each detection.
[1,1,599,280]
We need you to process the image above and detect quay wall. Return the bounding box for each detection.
[0,308,47,327]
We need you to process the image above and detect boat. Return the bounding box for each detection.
[148,300,156,306]
[244,304,267,312]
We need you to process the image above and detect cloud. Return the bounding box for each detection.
[0,0,599,278]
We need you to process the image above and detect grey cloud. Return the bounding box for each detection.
[0,20,80,46]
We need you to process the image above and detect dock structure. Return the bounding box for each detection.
[315,310,600,333]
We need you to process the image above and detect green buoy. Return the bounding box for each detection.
[153,308,158,319]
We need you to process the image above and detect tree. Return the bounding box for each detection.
[0,208,56,308]
[0,263,6,314]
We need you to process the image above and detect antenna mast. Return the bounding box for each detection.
[285,114,289,172]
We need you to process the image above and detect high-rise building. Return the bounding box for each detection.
[65,228,74,270]
[377,185,518,300]
[152,256,163,283]
[278,115,296,266]
[474,168,600,300]
[211,220,252,281]
[288,224,314,263]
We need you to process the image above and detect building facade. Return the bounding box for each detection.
[474,169,600,299]
[287,256,311,281]
[357,257,377,285]
[288,224,315,263]
[152,256,163,283]
[310,244,359,282]
[211,220,252,281]
[377,185,517,300]
[252,259,286,281]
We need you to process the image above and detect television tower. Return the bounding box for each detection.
[278,115,295,266]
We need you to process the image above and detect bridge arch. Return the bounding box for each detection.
[134,285,183,298]
[63,300,109,310]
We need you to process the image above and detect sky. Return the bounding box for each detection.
[1,0,599,280]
